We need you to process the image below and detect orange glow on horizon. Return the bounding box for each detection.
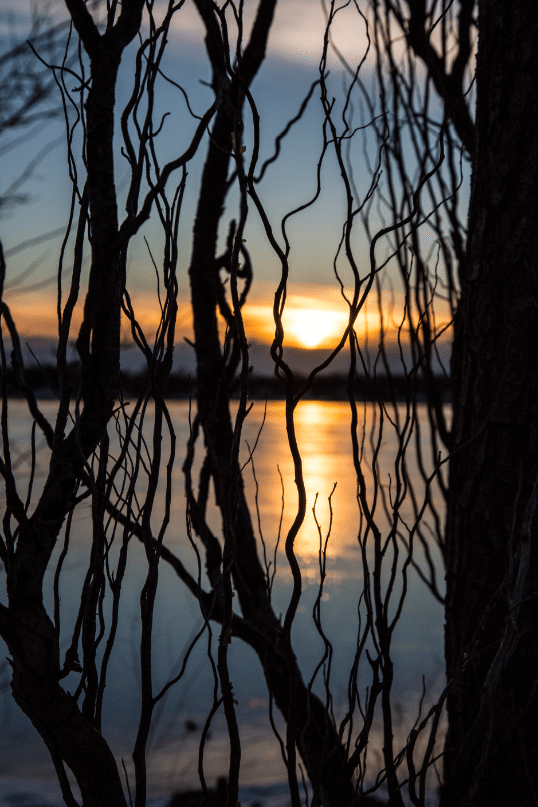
[241,296,383,349]
[3,293,81,339]
[4,288,388,349]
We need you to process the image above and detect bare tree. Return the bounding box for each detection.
[1,0,537,806]
[0,2,219,805]
[0,5,77,214]
[342,0,538,803]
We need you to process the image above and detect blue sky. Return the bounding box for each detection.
[0,0,463,353]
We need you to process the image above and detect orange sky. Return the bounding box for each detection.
[5,284,392,351]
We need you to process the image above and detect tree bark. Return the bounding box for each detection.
[444,1,538,804]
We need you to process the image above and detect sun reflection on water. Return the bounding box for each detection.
[247,400,358,561]
[293,401,348,558]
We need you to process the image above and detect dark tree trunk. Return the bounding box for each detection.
[444,1,538,804]
[187,4,356,804]
[0,5,145,805]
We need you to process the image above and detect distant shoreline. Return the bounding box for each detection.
[3,363,451,404]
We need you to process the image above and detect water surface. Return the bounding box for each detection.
[0,399,446,798]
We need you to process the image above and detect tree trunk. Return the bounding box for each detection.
[0,6,144,802]
[188,81,356,807]
[187,5,356,802]
[444,1,538,804]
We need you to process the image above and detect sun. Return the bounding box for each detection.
[241,292,385,349]
[285,307,345,349]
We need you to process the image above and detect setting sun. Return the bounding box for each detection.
[285,307,346,348]
[7,285,388,350]
[241,290,387,349]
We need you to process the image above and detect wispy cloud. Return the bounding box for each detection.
[0,0,372,69]
[267,0,371,66]
[166,0,371,68]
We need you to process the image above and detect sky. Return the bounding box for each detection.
[0,0,460,364]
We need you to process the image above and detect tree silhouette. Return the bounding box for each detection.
[0,1,537,806]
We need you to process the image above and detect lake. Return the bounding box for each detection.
[0,399,446,802]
